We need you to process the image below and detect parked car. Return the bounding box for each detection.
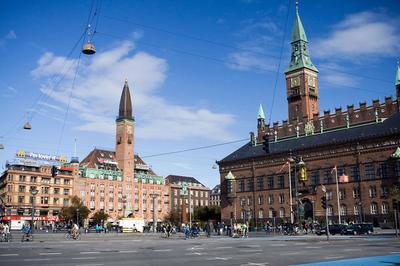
[316,224,347,235]
[342,223,373,235]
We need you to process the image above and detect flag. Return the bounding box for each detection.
[339,174,349,183]
[277,161,289,173]
[331,165,337,175]
[321,184,326,193]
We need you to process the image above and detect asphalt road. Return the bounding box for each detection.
[0,234,399,266]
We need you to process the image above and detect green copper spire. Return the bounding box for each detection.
[257,104,265,120]
[285,2,318,73]
[396,60,400,86]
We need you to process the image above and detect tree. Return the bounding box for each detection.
[91,210,109,225]
[165,208,181,225]
[193,206,221,222]
[59,196,90,226]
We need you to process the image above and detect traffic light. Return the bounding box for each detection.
[321,196,327,209]
[262,134,270,153]
[51,165,58,177]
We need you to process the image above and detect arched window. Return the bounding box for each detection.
[258,208,264,219]
[279,207,285,218]
[370,202,378,215]
[269,208,274,218]
[354,205,360,215]
[340,204,347,216]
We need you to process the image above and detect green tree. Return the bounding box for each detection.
[59,196,90,226]
[91,210,109,225]
[165,208,181,225]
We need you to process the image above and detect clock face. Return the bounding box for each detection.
[290,76,300,88]
[308,76,316,87]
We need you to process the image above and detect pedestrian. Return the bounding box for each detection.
[204,222,211,238]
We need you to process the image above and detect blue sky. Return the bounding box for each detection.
[0,0,399,188]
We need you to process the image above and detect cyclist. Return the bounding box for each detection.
[21,223,32,241]
[71,223,80,239]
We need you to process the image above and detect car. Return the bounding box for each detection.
[316,224,347,235]
[342,223,373,235]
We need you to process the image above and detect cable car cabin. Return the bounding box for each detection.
[23,122,32,130]
[0,144,4,149]
[82,43,96,55]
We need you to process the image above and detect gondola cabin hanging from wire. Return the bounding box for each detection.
[23,121,32,130]
[82,24,96,55]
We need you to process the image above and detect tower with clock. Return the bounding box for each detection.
[285,2,319,123]
[115,79,135,180]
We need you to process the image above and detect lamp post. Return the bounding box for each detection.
[29,188,38,233]
[76,208,80,226]
[150,193,158,233]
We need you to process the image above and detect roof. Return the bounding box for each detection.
[258,104,265,120]
[165,175,207,188]
[396,62,400,86]
[291,10,307,43]
[117,79,134,121]
[219,112,400,164]
[80,148,156,175]
[210,184,220,195]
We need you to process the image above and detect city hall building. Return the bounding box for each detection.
[218,7,400,228]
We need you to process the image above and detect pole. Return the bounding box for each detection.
[288,161,294,224]
[189,187,192,227]
[325,192,329,241]
[334,167,341,224]
[152,195,156,233]
[76,209,79,226]
[294,163,299,224]
[312,200,315,223]
[31,197,35,234]
[395,209,398,238]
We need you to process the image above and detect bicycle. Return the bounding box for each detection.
[0,232,11,242]
[65,231,81,240]
[21,233,33,242]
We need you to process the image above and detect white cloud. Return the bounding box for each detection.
[313,11,400,60]
[0,30,17,47]
[227,51,276,72]
[318,63,360,88]
[31,38,235,141]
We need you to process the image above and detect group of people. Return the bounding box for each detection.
[0,222,11,241]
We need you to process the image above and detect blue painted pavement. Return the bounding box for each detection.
[293,254,400,266]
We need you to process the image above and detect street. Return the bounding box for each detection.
[0,233,399,266]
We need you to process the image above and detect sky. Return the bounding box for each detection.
[0,0,399,189]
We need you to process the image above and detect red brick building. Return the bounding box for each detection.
[218,7,400,228]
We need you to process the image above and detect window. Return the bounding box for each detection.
[41,178,50,184]
[381,186,388,198]
[41,187,49,194]
[396,161,400,177]
[204,192,208,198]
[379,163,388,179]
[239,179,245,192]
[340,204,347,216]
[54,178,60,185]
[381,202,388,214]
[326,191,333,201]
[278,176,284,189]
[268,208,274,218]
[7,175,13,181]
[41,196,49,204]
[54,188,60,194]
[327,206,333,216]
[368,186,377,198]
[19,185,26,193]
[64,179,71,185]
[258,209,264,219]
[195,191,198,197]
[227,181,233,193]
[311,171,320,185]
[364,163,375,180]
[354,205,360,215]
[339,188,346,200]
[258,195,263,205]
[279,207,285,218]
[279,194,285,204]
[268,195,274,204]
[18,196,25,204]
[256,176,264,191]
[370,202,378,214]
[247,178,254,192]
[19,175,26,182]
[247,197,251,206]
[64,189,70,196]
[30,176,37,183]
[53,198,59,205]
[267,176,274,189]
[350,166,359,181]
[30,186,36,193]
[323,169,332,184]
[353,187,360,199]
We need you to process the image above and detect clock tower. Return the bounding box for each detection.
[115,79,135,179]
[285,2,319,123]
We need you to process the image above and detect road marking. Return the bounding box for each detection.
[215,246,233,249]
[75,264,104,266]
[0,254,18,256]
[343,248,361,252]
[119,250,138,253]
[281,252,300,255]
[207,257,231,261]
[240,263,269,266]
[80,251,100,254]
[270,244,286,246]
[72,257,97,260]
[187,246,205,250]
[24,258,51,261]
[39,252,62,255]
[240,249,263,253]
[305,246,322,249]
[294,243,307,245]
[153,249,172,252]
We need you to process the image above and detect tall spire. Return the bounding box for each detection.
[285,1,317,73]
[396,60,400,86]
[117,79,134,121]
[257,104,265,120]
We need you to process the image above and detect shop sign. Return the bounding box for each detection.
[16,149,67,163]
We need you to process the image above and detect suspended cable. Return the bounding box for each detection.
[142,138,248,158]
[268,0,290,125]
[101,15,392,84]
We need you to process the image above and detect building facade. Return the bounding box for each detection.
[166,175,210,215]
[209,185,221,206]
[218,6,400,228]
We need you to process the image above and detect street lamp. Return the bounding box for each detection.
[150,193,158,233]
[76,208,80,226]
[29,188,38,233]
[122,195,127,218]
